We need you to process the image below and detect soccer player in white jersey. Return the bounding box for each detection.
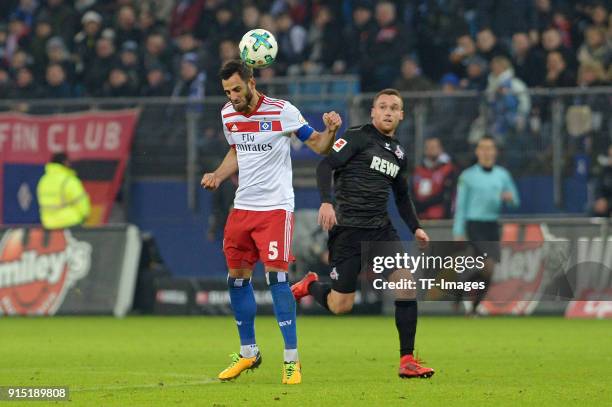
[201,60,341,384]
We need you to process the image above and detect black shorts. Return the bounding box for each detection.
[466,221,500,262]
[327,224,404,293]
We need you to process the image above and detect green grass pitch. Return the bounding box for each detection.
[1,316,610,406]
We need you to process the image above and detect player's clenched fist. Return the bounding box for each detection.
[414,228,430,249]
[323,111,342,132]
[318,202,337,231]
[201,173,221,190]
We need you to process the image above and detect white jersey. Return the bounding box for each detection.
[221,95,311,212]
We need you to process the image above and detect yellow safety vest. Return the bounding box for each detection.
[36,163,91,229]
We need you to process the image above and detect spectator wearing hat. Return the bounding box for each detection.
[394,55,435,92]
[460,56,488,91]
[73,10,103,75]
[45,35,74,82]
[440,72,460,91]
[118,40,142,90]
[164,52,205,145]
[511,31,545,87]
[172,31,205,74]
[171,52,205,102]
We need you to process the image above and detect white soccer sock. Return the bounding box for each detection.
[284,348,299,362]
[240,344,259,358]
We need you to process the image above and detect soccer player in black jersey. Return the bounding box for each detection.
[291,88,434,378]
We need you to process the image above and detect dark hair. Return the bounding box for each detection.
[51,152,68,164]
[372,88,403,105]
[219,59,253,82]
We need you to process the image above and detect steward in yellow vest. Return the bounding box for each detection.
[37,152,91,229]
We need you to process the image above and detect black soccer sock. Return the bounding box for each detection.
[308,281,331,311]
[395,300,418,357]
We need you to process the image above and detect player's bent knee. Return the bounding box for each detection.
[327,292,355,314]
[228,268,253,279]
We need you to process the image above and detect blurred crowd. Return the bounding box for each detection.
[0,0,611,100]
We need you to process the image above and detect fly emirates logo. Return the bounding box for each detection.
[235,133,273,152]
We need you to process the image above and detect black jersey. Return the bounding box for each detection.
[320,123,421,231]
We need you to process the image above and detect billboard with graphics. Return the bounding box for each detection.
[0,225,141,316]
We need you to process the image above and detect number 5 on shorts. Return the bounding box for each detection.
[269,241,278,260]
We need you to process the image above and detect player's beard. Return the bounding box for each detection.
[234,88,254,113]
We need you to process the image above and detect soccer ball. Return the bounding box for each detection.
[239,29,278,69]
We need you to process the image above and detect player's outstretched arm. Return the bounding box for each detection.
[201,148,238,190]
[304,111,342,155]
